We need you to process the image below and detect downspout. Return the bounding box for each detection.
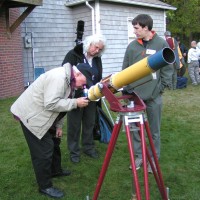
[164,11,167,34]
[95,0,101,34]
[31,32,36,81]
[86,1,95,34]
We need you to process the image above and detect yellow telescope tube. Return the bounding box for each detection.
[111,57,150,89]
[88,47,175,101]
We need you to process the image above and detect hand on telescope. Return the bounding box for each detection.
[76,97,89,108]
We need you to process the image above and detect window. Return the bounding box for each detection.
[127,17,136,44]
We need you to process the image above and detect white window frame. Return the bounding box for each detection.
[127,17,136,44]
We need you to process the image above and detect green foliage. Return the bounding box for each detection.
[1,78,200,199]
[163,0,200,40]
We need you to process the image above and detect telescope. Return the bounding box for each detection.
[86,47,175,200]
[88,47,175,101]
[75,20,84,45]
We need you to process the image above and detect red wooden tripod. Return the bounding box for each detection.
[89,83,169,200]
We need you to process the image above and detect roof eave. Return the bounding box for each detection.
[103,0,176,10]
[65,0,90,7]
[65,0,176,10]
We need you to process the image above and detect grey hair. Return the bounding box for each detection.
[83,34,106,57]
[164,31,171,36]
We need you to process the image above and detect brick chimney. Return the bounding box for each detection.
[0,8,24,99]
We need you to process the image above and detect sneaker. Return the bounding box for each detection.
[192,82,198,86]
[52,169,71,177]
[148,161,157,174]
[70,156,80,163]
[129,158,143,170]
[39,187,64,198]
[84,150,99,159]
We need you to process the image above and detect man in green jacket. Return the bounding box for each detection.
[11,63,89,198]
[122,14,173,173]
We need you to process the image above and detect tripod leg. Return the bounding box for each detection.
[146,147,161,192]
[125,121,142,200]
[138,121,150,200]
[144,119,168,200]
[92,116,123,200]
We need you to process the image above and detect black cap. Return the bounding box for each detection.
[77,63,94,88]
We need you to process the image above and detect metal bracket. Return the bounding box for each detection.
[6,5,36,38]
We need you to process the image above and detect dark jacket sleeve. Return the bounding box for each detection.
[62,50,78,66]
[62,44,84,66]
[93,57,103,81]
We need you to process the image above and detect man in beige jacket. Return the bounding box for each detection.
[11,63,89,198]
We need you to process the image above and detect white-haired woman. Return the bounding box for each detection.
[62,34,106,163]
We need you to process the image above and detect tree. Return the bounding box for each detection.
[161,0,200,45]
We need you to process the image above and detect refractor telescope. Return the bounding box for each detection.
[88,47,175,101]
[75,20,84,45]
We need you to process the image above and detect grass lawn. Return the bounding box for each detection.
[1,77,200,200]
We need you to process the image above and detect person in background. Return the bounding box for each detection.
[10,64,89,198]
[62,34,106,163]
[197,41,200,72]
[197,41,200,51]
[187,41,200,85]
[122,14,173,173]
[176,37,188,77]
[176,37,188,62]
[177,44,185,77]
[164,31,181,89]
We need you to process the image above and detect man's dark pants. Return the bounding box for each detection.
[20,122,62,189]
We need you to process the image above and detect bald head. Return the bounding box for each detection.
[191,41,197,48]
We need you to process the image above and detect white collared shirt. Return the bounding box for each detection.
[84,52,93,67]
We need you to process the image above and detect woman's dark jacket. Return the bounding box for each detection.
[62,44,103,98]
